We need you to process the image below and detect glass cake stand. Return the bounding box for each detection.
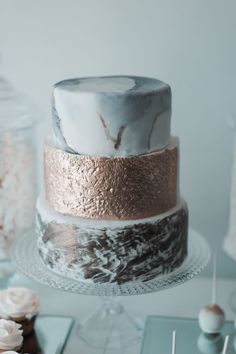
[12,228,211,350]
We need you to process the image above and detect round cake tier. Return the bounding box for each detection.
[44,137,179,220]
[52,76,171,156]
[36,196,188,285]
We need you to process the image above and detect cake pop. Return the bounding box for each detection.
[198,254,225,334]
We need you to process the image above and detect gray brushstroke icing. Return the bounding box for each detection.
[36,196,188,284]
[52,76,171,156]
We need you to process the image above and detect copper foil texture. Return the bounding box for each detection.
[44,139,179,220]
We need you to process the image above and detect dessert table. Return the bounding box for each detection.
[10,274,235,354]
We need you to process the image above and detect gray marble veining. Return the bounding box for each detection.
[52,76,171,156]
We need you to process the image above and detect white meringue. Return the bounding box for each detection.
[0,319,23,351]
[0,287,40,320]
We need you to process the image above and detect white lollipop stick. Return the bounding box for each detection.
[212,253,217,304]
[172,330,176,354]
[222,335,230,354]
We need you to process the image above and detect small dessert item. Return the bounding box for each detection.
[0,287,40,336]
[199,305,225,334]
[0,319,23,353]
[198,254,225,333]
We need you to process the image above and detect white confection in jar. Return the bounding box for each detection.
[0,131,37,259]
[198,305,225,334]
[0,75,38,259]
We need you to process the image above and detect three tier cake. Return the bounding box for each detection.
[36,76,188,284]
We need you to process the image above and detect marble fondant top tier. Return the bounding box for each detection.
[52,76,171,156]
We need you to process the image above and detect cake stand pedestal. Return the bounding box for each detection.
[12,229,211,351]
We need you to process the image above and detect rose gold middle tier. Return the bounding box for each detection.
[44,137,179,220]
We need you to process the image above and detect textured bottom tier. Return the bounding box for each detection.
[36,196,188,284]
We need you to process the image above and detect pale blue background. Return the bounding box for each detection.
[0,0,235,278]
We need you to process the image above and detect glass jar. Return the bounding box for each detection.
[0,75,38,259]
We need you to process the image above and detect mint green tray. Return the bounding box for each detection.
[141,316,235,354]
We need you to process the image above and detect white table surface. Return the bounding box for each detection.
[9,274,236,354]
